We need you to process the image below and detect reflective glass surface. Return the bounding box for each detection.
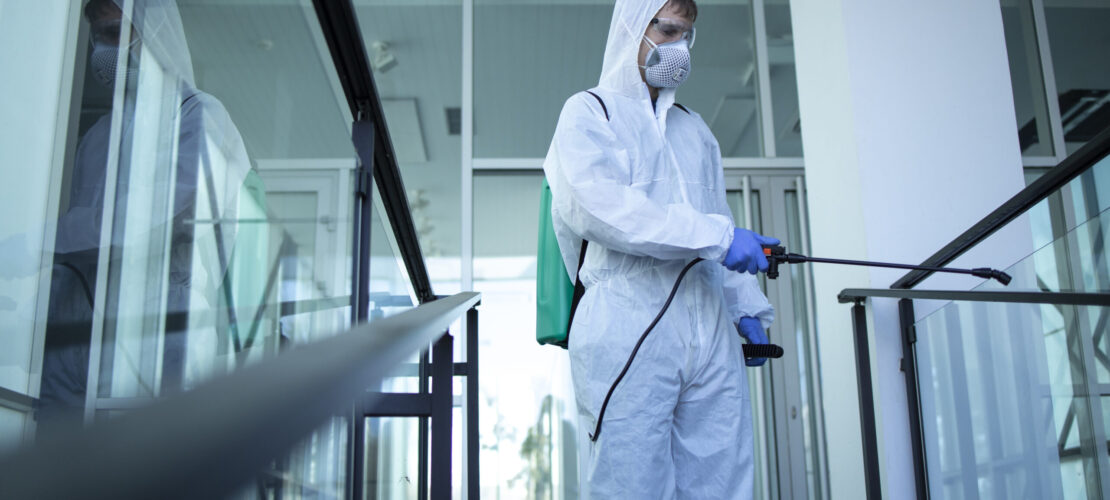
[672,0,763,157]
[976,156,1110,295]
[473,0,611,158]
[784,188,823,499]
[355,0,463,291]
[362,417,421,499]
[472,173,579,498]
[726,188,776,500]
[918,190,1110,498]
[0,0,361,456]
[764,0,803,157]
[0,406,23,455]
[474,0,763,158]
[916,299,1107,500]
[251,417,349,499]
[371,180,421,394]
[1000,0,1055,156]
[1044,1,1110,155]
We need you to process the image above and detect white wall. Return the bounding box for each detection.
[791,0,1034,497]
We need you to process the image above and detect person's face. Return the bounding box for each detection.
[637,2,695,82]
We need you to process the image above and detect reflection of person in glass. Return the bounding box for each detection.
[38,0,253,431]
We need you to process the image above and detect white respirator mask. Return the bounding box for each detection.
[90,41,140,88]
[640,36,692,89]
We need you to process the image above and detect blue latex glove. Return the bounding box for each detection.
[737,316,769,367]
[722,228,780,275]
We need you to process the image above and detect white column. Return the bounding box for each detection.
[791,0,1033,497]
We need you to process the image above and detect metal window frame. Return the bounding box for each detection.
[1027,0,1068,163]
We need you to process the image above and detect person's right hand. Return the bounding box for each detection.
[722,228,780,274]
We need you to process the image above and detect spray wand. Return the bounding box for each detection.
[761,245,1012,285]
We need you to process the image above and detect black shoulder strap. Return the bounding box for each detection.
[673,102,690,114]
[565,90,604,333]
[584,90,610,121]
[567,239,589,331]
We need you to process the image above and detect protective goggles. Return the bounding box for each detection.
[91,20,139,47]
[648,17,695,49]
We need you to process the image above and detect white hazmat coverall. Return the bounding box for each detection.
[542,0,774,498]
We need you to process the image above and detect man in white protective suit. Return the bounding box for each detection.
[542,0,779,498]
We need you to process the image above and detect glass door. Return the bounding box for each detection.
[726,171,828,500]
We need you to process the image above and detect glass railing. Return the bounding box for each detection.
[915,207,1110,499]
[840,126,1110,500]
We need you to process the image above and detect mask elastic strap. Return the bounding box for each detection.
[639,36,658,70]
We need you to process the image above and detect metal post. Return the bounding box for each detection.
[430,333,453,499]
[466,307,479,499]
[898,299,929,499]
[349,117,375,500]
[349,404,365,500]
[851,301,882,500]
[351,119,375,323]
[419,349,430,500]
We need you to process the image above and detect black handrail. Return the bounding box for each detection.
[0,292,480,500]
[312,0,435,304]
[892,126,1110,289]
[839,288,1110,306]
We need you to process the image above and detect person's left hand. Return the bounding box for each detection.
[737,316,768,367]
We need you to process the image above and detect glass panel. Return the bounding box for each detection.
[916,299,1107,500]
[474,0,762,158]
[784,188,824,500]
[30,0,357,434]
[354,1,463,294]
[372,181,421,394]
[472,173,579,498]
[919,189,1110,499]
[1000,0,1055,156]
[363,417,421,499]
[976,200,1110,295]
[973,155,1110,296]
[249,417,349,500]
[0,1,74,398]
[1044,1,1110,155]
[725,188,776,499]
[473,0,611,157]
[369,186,417,322]
[685,0,763,157]
[0,406,26,455]
[727,190,763,234]
[1068,156,1110,226]
[764,0,804,157]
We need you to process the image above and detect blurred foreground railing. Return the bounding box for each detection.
[0,291,480,500]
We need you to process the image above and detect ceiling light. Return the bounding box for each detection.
[370,41,398,73]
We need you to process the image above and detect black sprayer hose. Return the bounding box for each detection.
[589,258,704,442]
